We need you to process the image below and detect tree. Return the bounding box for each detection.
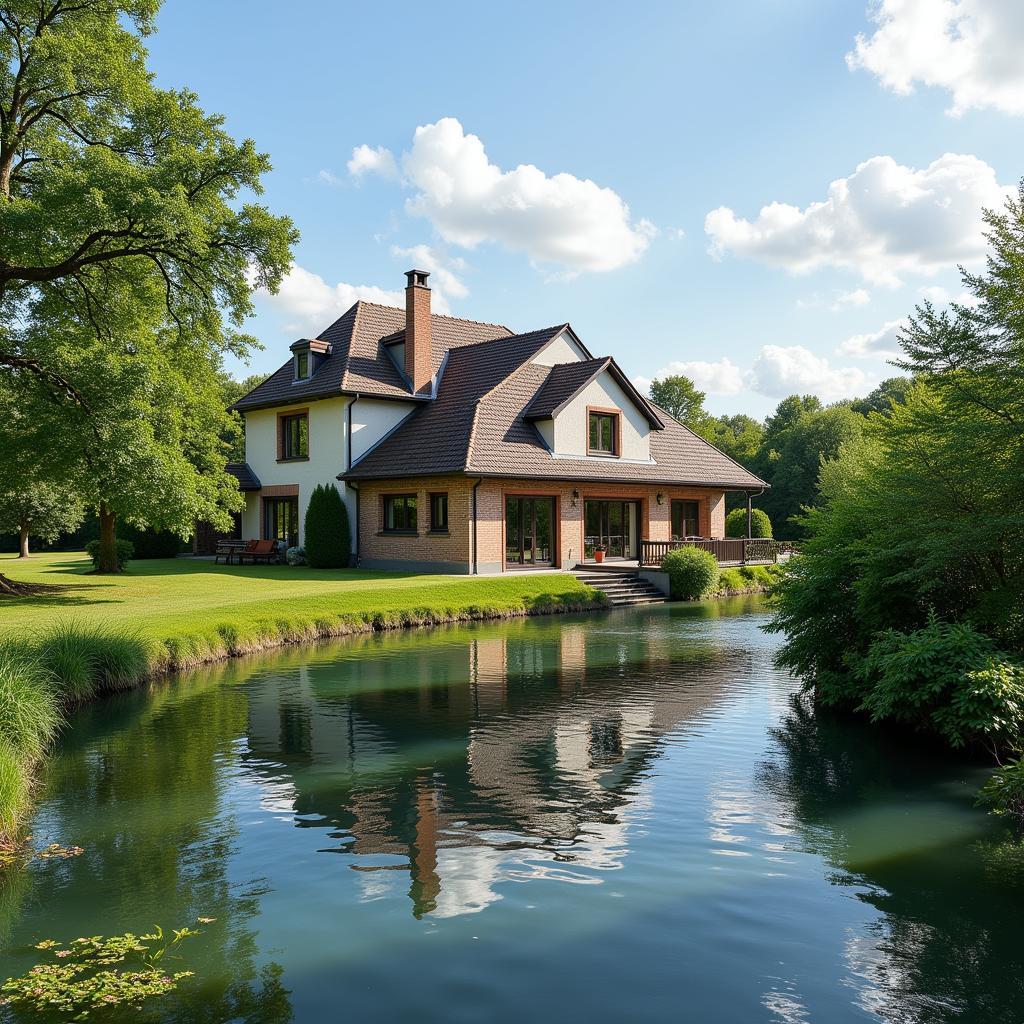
[0,477,83,557]
[219,372,268,462]
[0,0,296,570]
[851,377,913,416]
[769,184,1024,770]
[754,403,864,537]
[707,413,764,464]
[649,375,713,436]
[303,484,351,569]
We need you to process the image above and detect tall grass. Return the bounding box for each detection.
[35,622,150,703]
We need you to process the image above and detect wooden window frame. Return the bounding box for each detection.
[294,350,310,380]
[428,491,449,534]
[381,492,418,535]
[587,406,621,458]
[277,409,309,462]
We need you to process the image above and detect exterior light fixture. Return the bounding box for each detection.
[571,489,580,508]
[656,492,665,505]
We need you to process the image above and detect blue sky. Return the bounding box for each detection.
[148,0,1023,417]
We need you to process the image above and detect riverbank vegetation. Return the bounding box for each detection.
[769,185,1024,822]
[0,553,601,841]
[660,546,782,601]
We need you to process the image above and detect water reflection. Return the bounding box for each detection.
[241,614,741,919]
[1,600,1019,1024]
[759,696,1024,1022]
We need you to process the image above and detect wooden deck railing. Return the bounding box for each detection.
[640,538,784,568]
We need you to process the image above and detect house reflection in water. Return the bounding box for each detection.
[242,622,733,918]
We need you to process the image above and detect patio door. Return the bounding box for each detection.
[584,500,637,559]
[505,496,555,567]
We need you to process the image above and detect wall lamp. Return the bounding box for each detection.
[571,489,580,508]
[656,492,665,505]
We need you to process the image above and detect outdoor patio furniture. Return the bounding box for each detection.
[214,539,247,565]
[239,539,278,564]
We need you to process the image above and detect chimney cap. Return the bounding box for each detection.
[405,268,431,289]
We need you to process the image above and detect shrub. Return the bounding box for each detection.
[286,546,306,566]
[661,546,720,600]
[303,484,350,569]
[977,759,1024,825]
[725,507,773,538]
[858,616,1024,750]
[84,538,134,571]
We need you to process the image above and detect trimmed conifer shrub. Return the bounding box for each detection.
[303,484,351,568]
[725,507,773,538]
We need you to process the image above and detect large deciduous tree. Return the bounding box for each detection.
[649,375,713,436]
[0,0,297,571]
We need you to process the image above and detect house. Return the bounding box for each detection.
[230,270,766,573]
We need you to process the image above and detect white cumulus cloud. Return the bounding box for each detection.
[837,317,909,359]
[848,0,1024,117]
[705,153,1009,286]
[389,243,469,302]
[647,358,747,396]
[352,117,655,273]
[750,345,869,401]
[347,144,399,180]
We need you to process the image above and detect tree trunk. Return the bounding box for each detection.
[96,502,120,573]
[18,521,29,558]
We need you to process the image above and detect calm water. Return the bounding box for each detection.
[2,600,1022,1023]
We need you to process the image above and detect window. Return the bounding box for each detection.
[279,412,308,460]
[671,499,700,540]
[295,351,310,379]
[429,492,448,532]
[588,410,619,456]
[383,493,417,533]
[264,496,299,547]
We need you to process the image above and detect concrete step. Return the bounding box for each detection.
[573,570,666,606]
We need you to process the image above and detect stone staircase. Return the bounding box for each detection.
[573,567,666,607]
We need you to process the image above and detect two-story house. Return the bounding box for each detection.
[230,270,766,573]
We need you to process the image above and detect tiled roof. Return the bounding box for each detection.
[522,358,610,419]
[226,462,261,490]
[231,301,512,411]
[345,336,767,490]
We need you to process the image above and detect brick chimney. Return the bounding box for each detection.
[405,269,432,393]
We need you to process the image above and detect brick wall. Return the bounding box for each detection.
[355,475,726,573]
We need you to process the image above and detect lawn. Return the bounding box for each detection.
[0,552,599,649]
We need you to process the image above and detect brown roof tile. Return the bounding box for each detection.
[232,301,512,411]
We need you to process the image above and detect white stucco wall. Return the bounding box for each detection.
[351,397,416,462]
[550,369,652,462]
[531,329,589,366]
[239,394,418,544]
[241,397,349,544]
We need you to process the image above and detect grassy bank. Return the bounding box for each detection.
[0,553,603,842]
[711,563,784,597]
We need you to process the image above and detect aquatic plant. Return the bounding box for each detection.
[0,922,206,1020]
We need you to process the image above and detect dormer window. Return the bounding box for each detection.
[289,338,330,382]
[295,350,310,380]
[588,408,620,457]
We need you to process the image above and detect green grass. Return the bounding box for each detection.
[714,563,784,595]
[0,552,602,841]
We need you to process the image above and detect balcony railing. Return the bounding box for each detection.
[640,538,786,568]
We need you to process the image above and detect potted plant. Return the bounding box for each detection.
[594,544,607,563]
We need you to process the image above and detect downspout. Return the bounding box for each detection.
[745,486,766,567]
[347,394,360,567]
[471,478,483,575]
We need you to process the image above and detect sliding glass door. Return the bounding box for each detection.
[584,500,638,559]
[505,496,555,567]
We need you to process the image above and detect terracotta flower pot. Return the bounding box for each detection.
[594,549,605,563]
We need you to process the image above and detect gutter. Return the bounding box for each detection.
[471,478,483,575]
